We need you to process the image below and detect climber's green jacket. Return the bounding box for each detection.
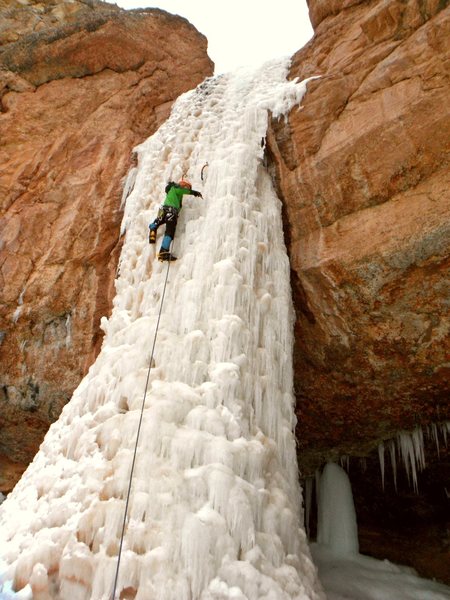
[163,183,202,211]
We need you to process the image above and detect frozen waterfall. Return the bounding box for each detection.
[0,61,324,600]
[316,463,359,556]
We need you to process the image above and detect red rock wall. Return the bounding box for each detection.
[0,0,121,44]
[267,0,450,472]
[0,1,213,491]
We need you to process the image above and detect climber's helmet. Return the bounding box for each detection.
[179,179,192,189]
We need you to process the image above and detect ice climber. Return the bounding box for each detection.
[149,179,203,261]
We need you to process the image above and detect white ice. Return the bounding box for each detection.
[316,463,359,556]
[0,60,324,600]
[311,463,450,600]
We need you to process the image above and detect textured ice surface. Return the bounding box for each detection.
[0,61,324,600]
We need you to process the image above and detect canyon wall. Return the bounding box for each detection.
[267,0,450,471]
[266,0,449,582]
[0,0,214,492]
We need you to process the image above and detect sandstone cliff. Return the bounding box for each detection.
[268,0,449,470]
[267,0,450,582]
[0,0,214,492]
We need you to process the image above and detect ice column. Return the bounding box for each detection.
[317,463,359,556]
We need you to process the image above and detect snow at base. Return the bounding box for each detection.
[0,60,324,600]
[312,463,450,600]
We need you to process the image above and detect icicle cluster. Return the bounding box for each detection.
[0,61,323,600]
[378,422,450,492]
[304,422,450,539]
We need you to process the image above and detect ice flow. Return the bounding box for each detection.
[0,60,324,600]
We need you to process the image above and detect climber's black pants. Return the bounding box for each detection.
[150,206,178,239]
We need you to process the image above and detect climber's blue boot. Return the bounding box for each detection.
[158,235,177,261]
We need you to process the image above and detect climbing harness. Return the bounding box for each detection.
[111,256,172,600]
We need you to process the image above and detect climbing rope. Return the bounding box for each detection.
[111,256,172,600]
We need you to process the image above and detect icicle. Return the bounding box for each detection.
[65,313,72,349]
[396,427,426,493]
[339,455,350,472]
[397,432,412,488]
[412,427,426,472]
[378,442,385,490]
[12,306,23,323]
[430,423,440,457]
[304,477,313,539]
[315,468,321,508]
[120,166,138,210]
[376,422,450,492]
[388,439,397,491]
[441,422,450,446]
[11,286,27,323]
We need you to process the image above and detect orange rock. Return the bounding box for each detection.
[268,0,450,470]
[0,1,213,490]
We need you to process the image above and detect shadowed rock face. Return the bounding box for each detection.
[267,0,449,584]
[0,0,214,491]
[267,0,450,473]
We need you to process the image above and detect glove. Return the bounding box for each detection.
[193,190,202,198]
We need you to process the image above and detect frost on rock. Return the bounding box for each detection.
[0,60,323,600]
